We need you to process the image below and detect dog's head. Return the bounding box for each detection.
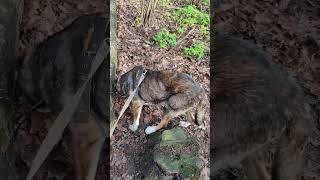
[116,66,147,97]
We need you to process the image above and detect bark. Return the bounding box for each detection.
[109,0,117,137]
[0,0,24,179]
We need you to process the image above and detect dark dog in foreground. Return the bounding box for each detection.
[117,66,206,134]
[212,34,312,180]
[18,14,107,180]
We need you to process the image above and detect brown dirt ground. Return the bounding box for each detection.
[14,1,107,180]
[215,0,320,179]
[111,0,210,179]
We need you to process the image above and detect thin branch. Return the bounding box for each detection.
[176,26,196,48]
[152,26,196,62]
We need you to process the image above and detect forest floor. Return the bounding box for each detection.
[111,0,210,179]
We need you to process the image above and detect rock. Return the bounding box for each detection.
[152,127,204,179]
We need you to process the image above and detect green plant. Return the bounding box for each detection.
[135,14,143,27]
[154,28,177,48]
[159,0,170,8]
[183,42,207,59]
[203,0,210,6]
[177,27,185,34]
[172,5,209,28]
[199,25,209,38]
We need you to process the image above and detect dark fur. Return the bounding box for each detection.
[211,34,312,180]
[18,14,108,180]
[117,66,206,133]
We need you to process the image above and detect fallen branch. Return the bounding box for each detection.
[152,26,196,62]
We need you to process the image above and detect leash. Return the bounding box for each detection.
[110,69,147,137]
[26,37,108,180]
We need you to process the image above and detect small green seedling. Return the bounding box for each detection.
[171,5,209,39]
[203,0,210,6]
[183,42,207,59]
[199,25,209,38]
[135,15,143,27]
[177,27,185,34]
[154,28,177,48]
[172,5,209,28]
[159,0,170,8]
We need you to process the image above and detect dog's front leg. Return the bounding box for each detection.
[186,110,195,122]
[145,110,186,134]
[145,112,173,134]
[70,114,106,180]
[129,99,144,131]
[145,106,193,134]
[85,133,105,180]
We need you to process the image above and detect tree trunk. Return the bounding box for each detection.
[0,0,24,179]
[109,0,117,137]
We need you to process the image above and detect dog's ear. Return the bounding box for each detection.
[116,72,132,96]
[116,66,147,96]
[134,66,147,79]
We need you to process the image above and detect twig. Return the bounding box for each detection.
[176,26,196,48]
[153,27,196,62]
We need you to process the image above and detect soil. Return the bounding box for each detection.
[215,0,320,179]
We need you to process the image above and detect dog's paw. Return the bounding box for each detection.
[129,124,139,131]
[179,121,191,128]
[145,126,157,135]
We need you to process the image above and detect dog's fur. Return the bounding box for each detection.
[211,34,312,180]
[117,66,206,134]
[18,14,108,180]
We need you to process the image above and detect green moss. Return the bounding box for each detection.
[153,128,203,179]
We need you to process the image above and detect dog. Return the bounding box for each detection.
[116,66,206,134]
[18,13,108,180]
[211,34,313,180]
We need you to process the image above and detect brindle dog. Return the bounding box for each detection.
[18,14,108,180]
[117,66,206,134]
[212,34,313,180]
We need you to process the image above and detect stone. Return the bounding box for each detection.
[153,127,204,179]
